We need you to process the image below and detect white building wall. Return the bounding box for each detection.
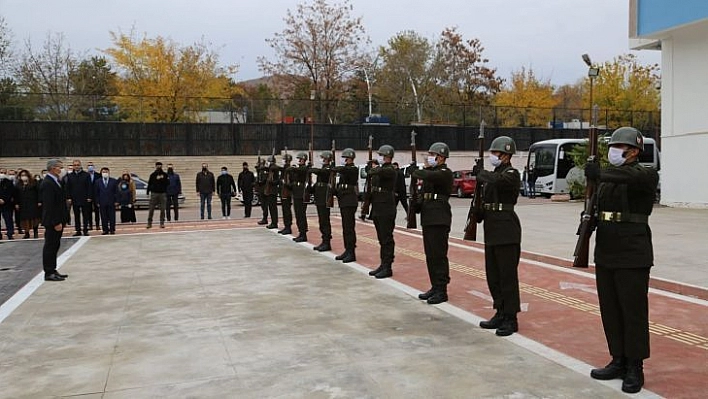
[659,23,708,208]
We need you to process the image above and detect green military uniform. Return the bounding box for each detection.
[477,136,522,336]
[367,145,397,278]
[277,155,293,235]
[255,161,269,224]
[308,152,333,251]
[264,159,280,229]
[412,143,454,304]
[289,153,310,242]
[333,149,359,263]
[588,127,659,394]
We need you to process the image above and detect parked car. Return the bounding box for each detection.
[452,170,477,198]
[131,174,186,209]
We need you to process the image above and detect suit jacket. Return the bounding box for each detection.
[40,175,67,228]
[94,177,119,206]
[65,170,92,205]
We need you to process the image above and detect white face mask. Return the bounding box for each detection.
[427,156,437,167]
[20,176,29,182]
[0,173,6,180]
[377,155,385,164]
[102,172,109,179]
[608,147,626,166]
[340,159,347,166]
[490,154,502,167]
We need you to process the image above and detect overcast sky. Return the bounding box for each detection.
[0,0,660,86]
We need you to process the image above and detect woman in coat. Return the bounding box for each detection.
[14,169,41,238]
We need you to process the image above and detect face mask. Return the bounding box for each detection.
[20,176,29,182]
[121,183,128,189]
[608,147,626,166]
[0,174,6,180]
[490,154,502,167]
[102,172,109,179]
[87,166,94,172]
[377,155,385,164]
[221,170,227,175]
[202,166,208,171]
[167,168,174,174]
[427,156,437,167]
[8,175,16,181]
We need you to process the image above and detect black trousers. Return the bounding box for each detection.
[293,198,308,236]
[266,194,278,226]
[595,266,651,360]
[395,194,409,214]
[281,196,292,228]
[340,206,357,252]
[42,225,63,275]
[373,213,396,266]
[166,193,179,221]
[72,203,91,233]
[220,194,232,216]
[423,224,451,288]
[260,193,269,221]
[99,204,116,233]
[484,243,521,315]
[316,205,331,241]
[92,201,100,228]
[120,205,136,223]
[243,192,253,217]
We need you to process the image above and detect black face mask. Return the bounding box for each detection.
[202,167,208,172]
[167,168,174,174]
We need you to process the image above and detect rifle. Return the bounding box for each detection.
[303,141,314,202]
[264,147,275,196]
[326,140,336,208]
[406,130,418,229]
[282,147,292,199]
[573,105,600,268]
[359,135,373,220]
[463,120,486,241]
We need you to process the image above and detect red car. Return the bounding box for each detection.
[452,170,477,197]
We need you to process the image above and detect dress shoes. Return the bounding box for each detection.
[418,288,435,300]
[257,219,268,225]
[374,267,392,279]
[621,360,644,394]
[102,231,109,235]
[479,311,504,329]
[495,317,519,336]
[335,252,348,260]
[293,235,307,243]
[426,291,448,304]
[72,231,83,237]
[590,357,627,380]
[315,242,331,252]
[341,254,356,263]
[266,224,278,229]
[278,228,292,235]
[44,273,65,281]
[368,265,384,276]
[55,272,68,278]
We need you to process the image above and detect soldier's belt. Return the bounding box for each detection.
[599,211,648,224]
[422,193,449,201]
[483,203,514,211]
[371,186,390,193]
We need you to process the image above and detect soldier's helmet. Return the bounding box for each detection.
[296,152,308,161]
[428,142,450,158]
[341,148,356,159]
[267,155,276,163]
[320,151,333,160]
[283,153,293,163]
[609,127,644,152]
[377,144,395,158]
[489,136,516,155]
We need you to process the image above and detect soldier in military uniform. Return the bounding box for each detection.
[476,136,522,337]
[255,159,269,225]
[367,145,397,279]
[585,127,659,394]
[308,151,334,252]
[290,152,310,243]
[333,148,359,263]
[411,142,454,304]
[277,153,294,235]
[263,155,280,229]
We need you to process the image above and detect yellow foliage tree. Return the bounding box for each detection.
[494,67,558,127]
[105,29,240,122]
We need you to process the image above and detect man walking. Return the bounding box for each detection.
[216,166,237,219]
[166,163,182,222]
[39,159,69,281]
[196,162,215,220]
[65,159,92,236]
[147,162,169,228]
[367,145,397,279]
[237,162,255,218]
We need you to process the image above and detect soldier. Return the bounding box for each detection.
[585,127,659,394]
[411,142,454,304]
[367,145,397,279]
[308,151,334,252]
[290,152,310,242]
[476,136,522,337]
[264,155,280,230]
[255,158,270,225]
[333,148,359,263]
[277,153,294,235]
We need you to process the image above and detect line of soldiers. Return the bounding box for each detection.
[248,127,656,394]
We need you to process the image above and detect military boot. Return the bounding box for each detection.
[335,251,348,260]
[418,287,435,300]
[590,357,627,380]
[621,360,644,394]
[315,241,331,252]
[278,227,292,235]
[293,234,307,243]
[266,223,278,229]
[341,251,356,263]
[374,265,392,279]
[495,315,519,336]
[368,265,384,276]
[426,286,448,304]
[479,311,504,329]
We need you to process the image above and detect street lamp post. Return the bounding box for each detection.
[310,89,316,149]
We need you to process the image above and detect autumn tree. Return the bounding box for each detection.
[105,28,238,122]
[552,83,584,123]
[494,67,558,127]
[258,0,370,124]
[69,56,120,120]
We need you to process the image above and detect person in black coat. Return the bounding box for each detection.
[40,159,69,281]
[216,166,237,219]
[14,169,41,239]
[93,167,119,235]
[237,162,255,218]
[65,160,92,236]
[0,167,16,240]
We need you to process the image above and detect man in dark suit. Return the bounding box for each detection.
[40,159,69,281]
[237,162,255,218]
[65,159,92,236]
[94,167,119,235]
